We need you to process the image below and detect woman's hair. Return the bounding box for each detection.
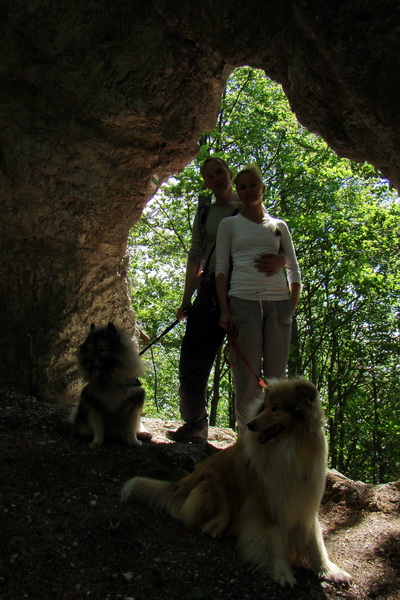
[234,163,263,185]
[201,156,230,177]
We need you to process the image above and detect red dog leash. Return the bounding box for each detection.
[225,330,268,389]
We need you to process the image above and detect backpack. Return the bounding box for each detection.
[196,194,238,280]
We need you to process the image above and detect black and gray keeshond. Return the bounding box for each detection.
[69,322,150,448]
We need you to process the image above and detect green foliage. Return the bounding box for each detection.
[129,67,400,483]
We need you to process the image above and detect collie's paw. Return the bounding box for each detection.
[137,430,153,441]
[274,573,296,587]
[320,562,352,585]
[89,440,103,449]
[271,566,296,587]
[137,423,153,441]
[127,436,142,447]
[201,518,226,539]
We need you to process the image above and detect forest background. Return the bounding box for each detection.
[129,67,400,485]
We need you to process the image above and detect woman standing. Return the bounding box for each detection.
[215,165,301,433]
[168,157,285,443]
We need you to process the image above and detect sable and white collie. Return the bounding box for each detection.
[121,378,351,587]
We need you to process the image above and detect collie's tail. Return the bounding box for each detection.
[120,477,181,517]
[121,474,231,537]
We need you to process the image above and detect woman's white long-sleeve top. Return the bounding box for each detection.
[215,213,301,301]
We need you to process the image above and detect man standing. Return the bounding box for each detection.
[167,157,284,442]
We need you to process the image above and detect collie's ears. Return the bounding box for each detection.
[294,379,318,408]
[264,378,320,410]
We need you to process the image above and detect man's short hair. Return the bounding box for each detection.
[201,156,230,177]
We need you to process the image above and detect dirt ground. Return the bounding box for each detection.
[0,387,399,600]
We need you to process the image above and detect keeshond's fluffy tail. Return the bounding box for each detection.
[120,477,181,518]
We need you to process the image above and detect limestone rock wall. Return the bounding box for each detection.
[0,0,399,400]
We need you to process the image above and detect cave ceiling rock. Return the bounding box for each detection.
[1,0,399,398]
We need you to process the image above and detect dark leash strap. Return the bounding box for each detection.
[201,206,239,280]
[139,319,180,356]
[225,330,268,389]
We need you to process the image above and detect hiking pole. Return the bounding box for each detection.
[139,319,180,356]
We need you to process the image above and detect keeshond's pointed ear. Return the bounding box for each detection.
[106,322,118,339]
[90,323,96,331]
[294,380,318,408]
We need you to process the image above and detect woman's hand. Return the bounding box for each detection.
[289,282,301,310]
[219,308,233,331]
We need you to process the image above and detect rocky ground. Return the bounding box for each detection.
[0,387,399,600]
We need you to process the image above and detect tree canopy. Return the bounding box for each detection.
[129,67,400,484]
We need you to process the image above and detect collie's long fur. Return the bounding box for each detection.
[121,378,351,587]
[69,322,148,448]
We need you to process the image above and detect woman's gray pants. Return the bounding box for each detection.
[229,296,294,434]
